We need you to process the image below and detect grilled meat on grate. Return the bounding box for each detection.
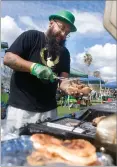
[92,116,106,126]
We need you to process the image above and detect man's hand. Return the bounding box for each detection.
[30,63,54,82]
[60,79,92,96]
[65,85,91,96]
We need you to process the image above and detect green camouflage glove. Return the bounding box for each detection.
[30,63,55,82]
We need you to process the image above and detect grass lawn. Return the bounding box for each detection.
[57,106,83,117]
[57,101,101,117]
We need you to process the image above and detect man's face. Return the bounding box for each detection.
[45,19,71,59]
[48,19,71,43]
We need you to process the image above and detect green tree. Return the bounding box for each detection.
[84,53,93,67]
[84,52,93,84]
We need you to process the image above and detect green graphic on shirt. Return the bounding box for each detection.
[40,47,59,68]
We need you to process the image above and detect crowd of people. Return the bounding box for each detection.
[101,89,117,101]
[56,87,117,109]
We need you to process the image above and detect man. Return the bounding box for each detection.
[4,10,90,129]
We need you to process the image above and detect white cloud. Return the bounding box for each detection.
[99,66,116,81]
[19,16,39,29]
[1,15,48,47]
[72,43,116,81]
[1,16,23,46]
[19,16,47,32]
[73,10,105,34]
[88,43,116,68]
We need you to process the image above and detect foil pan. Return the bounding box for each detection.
[1,136,33,166]
[1,136,114,166]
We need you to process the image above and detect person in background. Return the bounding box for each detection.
[1,84,9,119]
[90,89,96,100]
[4,10,91,129]
[113,89,117,100]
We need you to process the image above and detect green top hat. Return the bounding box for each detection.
[49,10,77,32]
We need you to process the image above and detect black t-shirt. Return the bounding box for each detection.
[6,30,70,112]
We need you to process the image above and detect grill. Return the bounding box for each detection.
[46,118,96,137]
[19,102,116,142]
[19,121,95,142]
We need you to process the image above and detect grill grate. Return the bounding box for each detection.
[46,118,96,137]
[77,107,114,122]
[80,122,96,136]
[19,103,115,142]
[53,118,80,125]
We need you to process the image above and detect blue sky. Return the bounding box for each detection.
[1,0,116,81]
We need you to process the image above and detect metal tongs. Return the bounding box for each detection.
[54,76,68,80]
[71,111,92,132]
[53,75,83,82]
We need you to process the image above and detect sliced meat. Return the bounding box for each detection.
[77,87,92,95]
[30,134,97,166]
[92,116,106,126]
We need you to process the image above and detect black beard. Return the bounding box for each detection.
[45,31,66,60]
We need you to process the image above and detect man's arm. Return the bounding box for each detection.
[3,30,38,72]
[4,52,33,72]
[4,52,56,82]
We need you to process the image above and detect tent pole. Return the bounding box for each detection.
[68,95,70,110]
[100,79,102,104]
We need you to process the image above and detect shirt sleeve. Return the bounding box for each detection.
[6,30,38,59]
[60,47,70,74]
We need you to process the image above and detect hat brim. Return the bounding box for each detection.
[49,14,77,32]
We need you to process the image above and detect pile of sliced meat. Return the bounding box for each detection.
[27,134,100,166]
